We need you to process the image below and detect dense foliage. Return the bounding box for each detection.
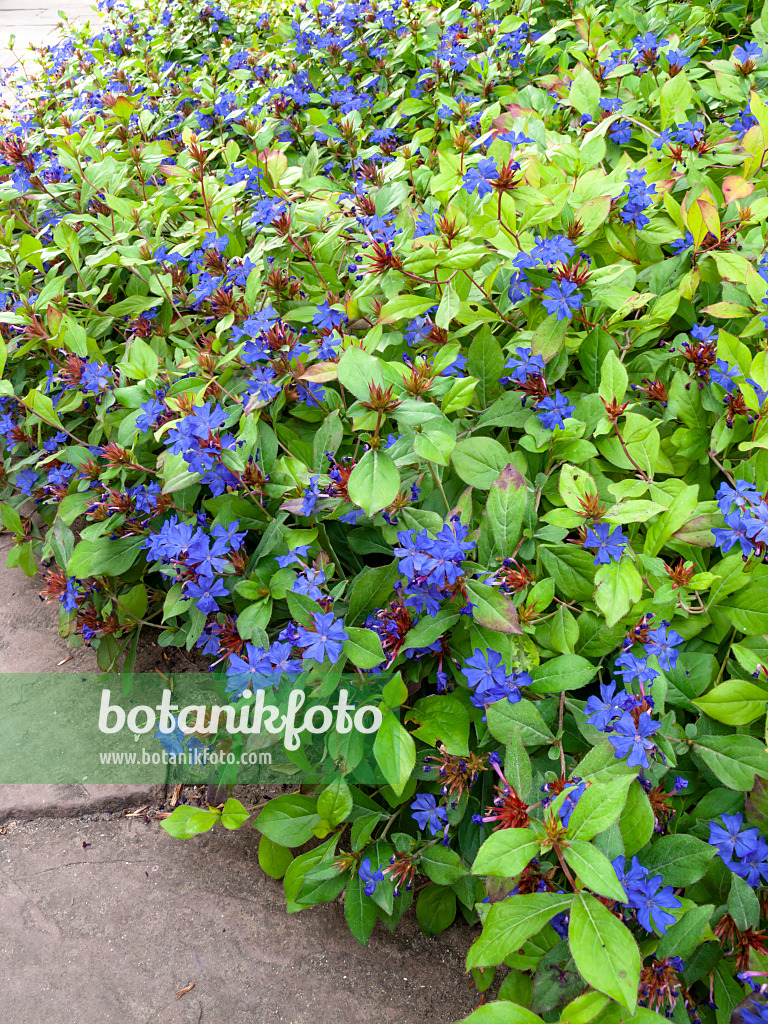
[5,0,768,1019]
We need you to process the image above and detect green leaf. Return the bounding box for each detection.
[529,655,598,694]
[346,560,399,624]
[728,871,760,931]
[342,627,386,668]
[655,904,714,961]
[378,295,440,324]
[559,464,598,511]
[692,734,768,791]
[258,835,294,879]
[221,797,250,830]
[567,776,635,840]
[505,727,533,803]
[161,451,203,494]
[373,707,415,795]
[317,778,354,826]
[312,408,343,472]
[550,605,579,655]
[435,281,460,329]
[564,841,628,902]
[459,1005,545,1024]
[693,679,768,725]
[467,330,505,406]
[486,698,555,748]
[568,894,640,1012]
[407,694,470,755]
[442,376,478,414]
[568,65,600,116]
[254,794,320,847]
[161,805,221,839]
[660,72,694,128]
[403,609,461,650]
[413,420,456,466]
[598,351,628,406]
[472,827,540,878]
[640,834,716,886]
[344,871,377,945]
[487,464,528,554]
[419,845,466,885]
[560,992,610,1024]
[1,502,23,537]
[593,559,643,627]
[618,781,655,857]
[67,535,145,578]
[336,345,385,400]
[644,485,699,558]
[21,389,65,431]
[467,893,573,969]
[416,884,457,935]
[119,337,159,380]
[465,579,522,634]
[452,437,511,489]
[347,449,400,516]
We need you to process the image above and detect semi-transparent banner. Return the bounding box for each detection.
[0,669,402,786]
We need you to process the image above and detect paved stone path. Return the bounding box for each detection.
[0,816,479,1023]
[0,2,100,78]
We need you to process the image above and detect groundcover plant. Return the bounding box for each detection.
[5,0,768,1018]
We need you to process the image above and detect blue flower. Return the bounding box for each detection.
[462,158,498,198]
[608,120,633,145]
[15,468,38,495]
[585,681,625,731]
[414,211,437,236]
[313,301,347,331]
[276,544,310,568]
[542,280,583,321]
[463,649,508,690]
[183,576,229,614]
[583,523,627,565]
[411,793,448,836]
[712,510,754,556]
[537,391,574,430]
[643,624,684,670]
[666,49,690,69]
[292,568,326,600]
[267,642,303,676]
[716,480,761,514]
[532,235,575,265]
[734,42,763,66]
[746,504,768,545]
[608,711,659,768]
[301,475,323,516]
[358,857,385,896]
[675,121,705,147]
[154,717,185,757]
[559,780,586,827]
[614,651,658,684]
[612,855,680,934]
[709,813,760,862]
[633,874,681,934]
[296,612,349,664]
[504,346,545,383]
[225,643,275,694]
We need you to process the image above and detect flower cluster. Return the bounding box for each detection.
[613,855,682,934]
[709,814,768,887]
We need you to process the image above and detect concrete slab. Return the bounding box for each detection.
[0,536,99,675]
[0,816,480,1023]
[0,784,166,822]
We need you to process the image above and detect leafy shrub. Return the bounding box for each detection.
[4,0,768,1020]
